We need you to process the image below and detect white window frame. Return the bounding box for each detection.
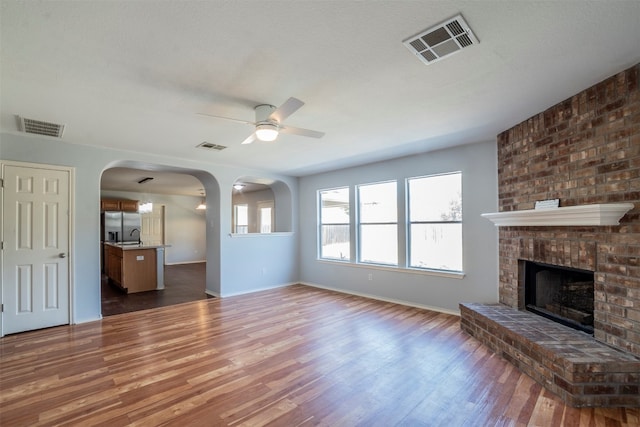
[257,200,274,233]
[316,172,465,279]
[357,180,398,266]
[406,172,462,273]
[234,203,249,234]
[318,187,350,261]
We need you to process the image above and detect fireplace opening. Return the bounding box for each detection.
[523,260,594,334]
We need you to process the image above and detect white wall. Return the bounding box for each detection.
[1,131,497,323]
[101,190,206,264]
[1,132,299,322]
[298,141,499,314]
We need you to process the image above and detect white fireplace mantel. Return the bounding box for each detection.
[481,203,634,226]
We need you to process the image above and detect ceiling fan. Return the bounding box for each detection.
[199,97,324,145]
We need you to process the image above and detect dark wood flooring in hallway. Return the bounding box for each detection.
[101,262,212,316]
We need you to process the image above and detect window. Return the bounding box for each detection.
[319,188,350,260]
[358,181,397,265]
[407,172,462,272]
[257,200,274,233]
[317,172,463,274]
[234,204,248,234]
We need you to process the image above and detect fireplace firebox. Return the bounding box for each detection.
[523,260,594,334]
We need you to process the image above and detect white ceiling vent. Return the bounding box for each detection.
[17,115,65,138]
[403,14,478,65]
[197,141,227,151]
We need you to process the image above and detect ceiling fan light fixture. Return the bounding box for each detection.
[255,123,279,142]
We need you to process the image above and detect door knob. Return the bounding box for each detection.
[59,253,67,258]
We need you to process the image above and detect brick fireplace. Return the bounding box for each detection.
[461,63,640,407]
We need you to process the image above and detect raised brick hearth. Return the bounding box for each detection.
[461,63,640,407]
[460,303,640,407]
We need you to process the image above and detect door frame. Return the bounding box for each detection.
[0,159,76,336]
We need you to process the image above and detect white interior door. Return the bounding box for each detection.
[1,163,71,335]
[141,204,164,246]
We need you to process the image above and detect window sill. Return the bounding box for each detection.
[317,259,465,279]
[229,232,293,238]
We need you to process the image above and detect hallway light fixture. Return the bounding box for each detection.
[196,190,206,210]
[233,183,245,191]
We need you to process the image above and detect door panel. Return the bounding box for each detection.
[44,263,59,309]
[141,205,164,246]
[17,265,32,312]
[2,164,70,335]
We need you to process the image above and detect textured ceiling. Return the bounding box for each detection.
[2,1,640,194]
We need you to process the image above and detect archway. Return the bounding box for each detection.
[231,176,293,234]
[99,161,220,315]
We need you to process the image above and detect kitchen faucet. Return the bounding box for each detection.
[130,228,141,244]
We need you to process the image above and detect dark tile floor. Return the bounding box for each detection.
[101,262,213,316]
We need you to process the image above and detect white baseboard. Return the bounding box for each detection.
[298,281,460,316]
[164,260,206,266]
[218,282,297,298]
[204,289,220,298]
[73,315,103,325]
[165,275,459,317]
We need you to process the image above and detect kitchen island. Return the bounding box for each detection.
[103,242,169,293]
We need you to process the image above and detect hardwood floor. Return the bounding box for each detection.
[101,262,212,316]
[1,285,638,426]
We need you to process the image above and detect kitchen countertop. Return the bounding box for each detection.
[103,242,171,251]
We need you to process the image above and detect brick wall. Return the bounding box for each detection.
[496,63,640,357]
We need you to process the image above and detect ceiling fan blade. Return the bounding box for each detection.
[280,125,325,139]
[197,112,254,126]
[241,133,257,145]
[269,97,304,123]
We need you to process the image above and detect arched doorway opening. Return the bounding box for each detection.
[99,161,219,315]
[231,176,293,234]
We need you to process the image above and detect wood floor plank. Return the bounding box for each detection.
[2,284,639,426]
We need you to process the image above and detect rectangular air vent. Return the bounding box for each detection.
[403,14,478,65]
[197,141,227,151]
[17,116,65,138]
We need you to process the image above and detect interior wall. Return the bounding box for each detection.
[0,132,299,321]
[298,140,499,314]
[100,190,206,264]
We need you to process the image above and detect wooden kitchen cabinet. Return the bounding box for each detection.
[101,199,120,211]
[103,244,157,293]
[119,199,139,212]
[122,249,157,293]
[101,198,139,212]
[104,244,123,286]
